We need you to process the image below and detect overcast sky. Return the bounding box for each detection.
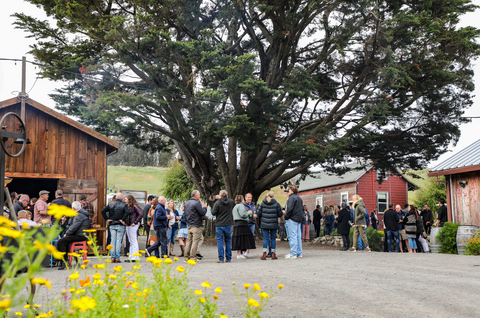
[1,1,479,169]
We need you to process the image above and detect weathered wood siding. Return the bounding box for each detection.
[0,103,108,225]
[450,172,480,226]
[299,183,356,212]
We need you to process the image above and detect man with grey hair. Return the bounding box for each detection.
[184,190,207,261]
[211,190,234,263]
[52,189,72,209]
[17,210,37,228]
[146,196,173,258]
[13,194,30,217]
[101,192,129,262]
[57,201,91,270]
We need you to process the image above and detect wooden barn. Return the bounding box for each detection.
[428,139,480,226]
[0,97,118,227]
[297,162,419,229]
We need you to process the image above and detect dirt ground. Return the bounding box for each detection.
[18,236,480,318]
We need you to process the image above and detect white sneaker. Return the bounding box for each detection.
[297,255,303,258]
[285,255,297,260]
[244,252,253,259]
[237,254,246,259]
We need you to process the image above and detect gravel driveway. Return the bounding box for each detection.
[21,237,480,318]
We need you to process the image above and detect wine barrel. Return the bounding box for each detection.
[456,225,480,255]
[430,227,441,253]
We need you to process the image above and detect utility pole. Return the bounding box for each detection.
[20,56,27,121]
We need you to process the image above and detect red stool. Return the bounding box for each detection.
[68,241,88,266]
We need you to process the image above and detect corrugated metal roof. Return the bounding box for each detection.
[430,138,480,172]
[298,162,371,192]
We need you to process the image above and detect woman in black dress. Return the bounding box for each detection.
[231,195,256,259]
[335,201,352,251]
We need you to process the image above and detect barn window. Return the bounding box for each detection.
[377,192,388,213]
[316,196,323,209]
[340,192,348,204]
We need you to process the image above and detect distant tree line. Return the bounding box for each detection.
[108,143,174,167]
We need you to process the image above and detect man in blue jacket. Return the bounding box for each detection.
[283,185,304,259]
[146,196,173,258]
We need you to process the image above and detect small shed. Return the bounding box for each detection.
[0,97,118,226]
[428,139,480,226]
[298,162,419,229]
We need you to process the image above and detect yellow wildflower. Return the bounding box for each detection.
[93,273,101,280]
[201,281,212,288]
[109,275,117,279]
[31,278,52,289]
[132,253,142,257]
[259,292,269,298]
[75,289,85,294]
[0,244,8,253]
[93,280,104,286]
[220,315,228,318]
[199,298,205,303]
[87,241,93,246]
[176,266,185,273]
[213,294,219,300]
[146,256,157,263]
[187,259,196,266]
[83,229,96,233]
[1,295,10,298]
[79,250,88,254]
[138,250,146,254]
[47,204,78,219]
[68,252,81,258]
[164,258,173,264]
[0,227,22,238]
[253,283,261,291]
[194,290,202,296]
[93,264,105,269]
[0,299,11,309]
[24,304,30,309]
[106,245,113,251]
[174,257,179,261]
[71,296,97,312]
[232,281,235,285]
[33,304,41,308]
[15,312,22,316]
[247,298,260,307]
[113,265,122,272]
[36,314,48,318]
[125,271,133,276]
[244,283,251,289]
[163,255,168,258]
[153,259,163,267]
[83,259,90,264]
[80,265,87,269]
[0,216,16,227]
[278,284,284,289]
[45,244,65,259]
[69,272,80,280]
[215,287,222,293]
[133,265,141,270]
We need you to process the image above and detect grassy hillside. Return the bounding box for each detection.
[107,166,168,195]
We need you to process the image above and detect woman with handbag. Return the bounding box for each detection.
[147,197,159,250]
[124,194,143,262]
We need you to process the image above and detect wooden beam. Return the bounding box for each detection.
[428,164,480,177]
[5,172,66,179]
[0,97,119,151]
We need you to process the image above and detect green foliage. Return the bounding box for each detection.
[464,237,480,256]
[331,229,339,237]
[473,228,480,239]
[161,161,197,202]
[437,222,460,254]
[412,174,446,218]
[107,166,168,195]
[348,227,383,251]
[13,0,480,203]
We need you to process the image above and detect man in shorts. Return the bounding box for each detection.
[396,204,409,252]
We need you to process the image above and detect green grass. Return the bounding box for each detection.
[107,166,168,195]
[404,169,432,204]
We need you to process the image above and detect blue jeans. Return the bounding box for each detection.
[148,227,168,257]
[358,228,367,250]
[110,224,125,260]
[249,224,255,234]
[386,230,400,252]
[261,228,277,253]
[285,219,302,257]
[216,226,232,261]
[167,228,177,244]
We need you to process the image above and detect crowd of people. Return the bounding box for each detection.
[3,185,448,268]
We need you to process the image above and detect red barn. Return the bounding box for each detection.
[297,162,419,229]
[428,138,480,226]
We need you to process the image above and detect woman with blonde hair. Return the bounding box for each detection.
[165,200,180,256]
[324,206,335,236]
[257,191,283,260]
[231,195,256,259]
[350,195,371,252]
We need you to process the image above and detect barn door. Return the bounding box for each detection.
[58,179,98,224]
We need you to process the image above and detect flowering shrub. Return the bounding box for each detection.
[464,238,480,256]
[0,204,282,317]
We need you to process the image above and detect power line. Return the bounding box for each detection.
[1,57,479,120]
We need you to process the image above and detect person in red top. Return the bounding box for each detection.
[34,190,50,225]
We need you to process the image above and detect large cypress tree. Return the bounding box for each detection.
[14,0,480,202]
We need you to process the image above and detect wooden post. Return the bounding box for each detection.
[20,56,27,122]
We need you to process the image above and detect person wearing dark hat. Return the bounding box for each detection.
[34,190,50,225]
[336,201,352,251]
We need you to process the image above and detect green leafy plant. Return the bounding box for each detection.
[472,229,480,239]
[348,227,383,251]
[464,238,480,256]
[330,229,339,237]
[437,222,460,254]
